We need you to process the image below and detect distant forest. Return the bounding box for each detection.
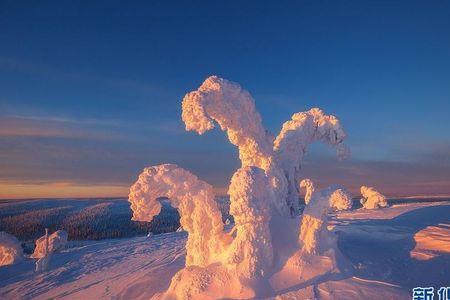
[0,197,232,245]
[0,198,180,243]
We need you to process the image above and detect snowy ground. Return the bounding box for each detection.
[1,201,449,299]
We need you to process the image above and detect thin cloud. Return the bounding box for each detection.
[0,116,124,140]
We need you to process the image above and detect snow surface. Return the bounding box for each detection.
[2,201,448,299]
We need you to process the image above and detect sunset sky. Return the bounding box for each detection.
[1,1,449,199]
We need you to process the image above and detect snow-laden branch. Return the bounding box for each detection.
[0,232,22,266]
[274,108,350,213]
[182,76,273,171]
[128,164,227,267]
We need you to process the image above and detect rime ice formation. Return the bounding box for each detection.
[128,164,227,267]
[182,76,273,171]
[0,232,22,267]
[130,76,351,299]
[360,186,388,209]
[32,230,68,259]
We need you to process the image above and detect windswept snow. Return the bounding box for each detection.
[3,201,447,299]
[410,224,450,261]
[0,232,22,266]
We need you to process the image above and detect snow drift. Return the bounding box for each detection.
[32,230,68,259]
[0,232,22,267]
[360,186,388,209]
[130,76,351,299]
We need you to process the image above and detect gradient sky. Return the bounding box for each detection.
[1,1,450,199]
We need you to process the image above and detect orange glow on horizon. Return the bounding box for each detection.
[0,182,232,199]
[0,182,129,199]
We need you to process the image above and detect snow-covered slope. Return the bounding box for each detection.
[1,201,449,300]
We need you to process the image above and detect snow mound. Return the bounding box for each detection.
[410,224,450,261]
[31,230,68,259]
[360,186,388,209]
[0,232,22,267]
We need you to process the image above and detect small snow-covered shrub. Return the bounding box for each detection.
[360,186,388,209]
[0,232,22,266]
[32,230,68,258]
[329,186,353,211]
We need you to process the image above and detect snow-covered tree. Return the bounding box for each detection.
[0,232,22,267]
[360,186,388,209]
[298,179,352,254]
[129,164,227,267]
[130,76,351,299]
[32,229,68,259]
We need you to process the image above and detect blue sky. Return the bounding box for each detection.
[1,1,449,198]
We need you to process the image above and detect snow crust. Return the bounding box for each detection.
[0,232,22,267]
[130,76,352,299]
[360,186,388,209]
[32,230,68,259]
